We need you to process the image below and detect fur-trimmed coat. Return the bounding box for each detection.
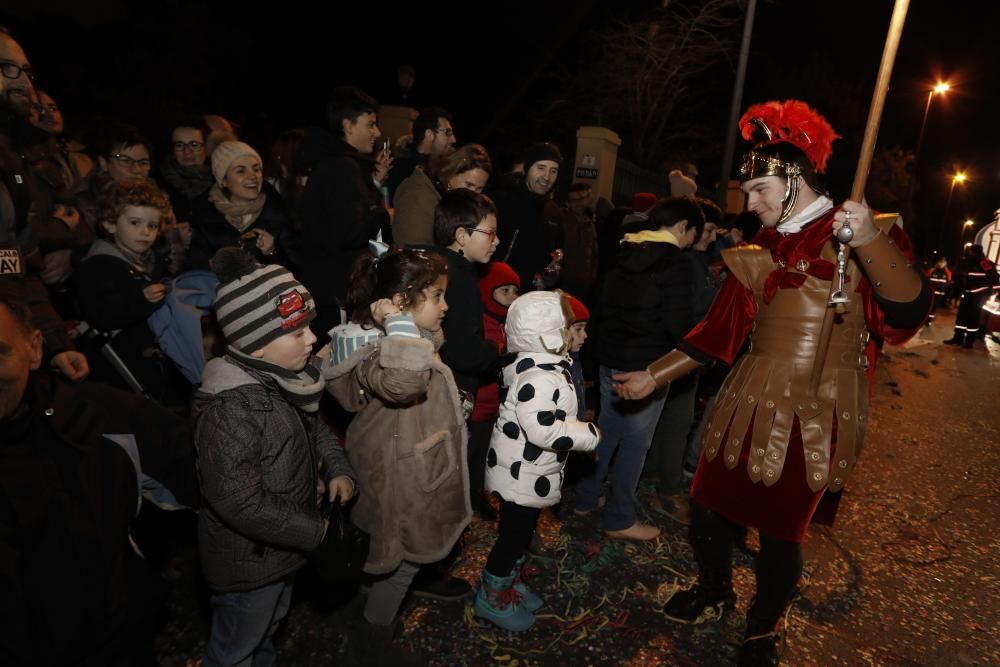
[324,334,471,575]
[486,351,600,508]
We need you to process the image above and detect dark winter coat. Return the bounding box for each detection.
[492,182,561,289]
[185,182,298,272]
[192,356,355,592]
[436,246,500,397]
[0,372,197,666]
[73,240,176,400]
[300,128,390,307]
[597,240,695,371]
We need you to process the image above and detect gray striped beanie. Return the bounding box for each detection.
[214,262,315,353]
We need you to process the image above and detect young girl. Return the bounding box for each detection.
[323,248,471,664]
[73,179,180,402]
[476,291,600,631]
[468,261,521,517]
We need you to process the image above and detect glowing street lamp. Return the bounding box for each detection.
[909,80,951,253]
[939,170,968,252]
[963,219,975,229]
[916,82,951,162]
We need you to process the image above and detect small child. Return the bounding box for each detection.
[476,291,600,631]
[562,292,590,419]
[468,261,521,517]
[193,247,355,667]
[73,179,178,401]
[323,248,471,664]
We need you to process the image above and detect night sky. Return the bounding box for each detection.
[4,0,997,256]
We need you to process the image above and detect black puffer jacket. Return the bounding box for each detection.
[597,240,696,371]
[192,355,355,592]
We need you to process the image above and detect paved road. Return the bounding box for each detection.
[156,310,1000,666]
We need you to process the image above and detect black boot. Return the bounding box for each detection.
[962,331,975,348]
[737,602,783,666]
[663,502,736,622]
[738,533,802,666]
[944,331,964,345]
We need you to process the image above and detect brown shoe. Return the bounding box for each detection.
[605,522,661,541]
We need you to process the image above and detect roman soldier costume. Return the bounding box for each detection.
[649,101,931,665]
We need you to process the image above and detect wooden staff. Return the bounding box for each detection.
[809,0,910,396]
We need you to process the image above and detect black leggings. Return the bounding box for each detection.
[485,499,541,577]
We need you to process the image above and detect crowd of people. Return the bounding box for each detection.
[0,24,956,667]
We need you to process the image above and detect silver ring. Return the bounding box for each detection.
[843,211,853,221]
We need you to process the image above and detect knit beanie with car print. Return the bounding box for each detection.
[212,247,315,353]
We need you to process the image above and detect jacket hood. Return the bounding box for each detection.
[197,356,262,395]
[505,291,568,354]
[616,239,681,273]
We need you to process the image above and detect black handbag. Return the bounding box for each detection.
[308,497,370,584]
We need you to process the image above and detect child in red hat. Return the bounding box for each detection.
[468,261,521,517]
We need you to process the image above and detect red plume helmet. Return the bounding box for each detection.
[737,100,839,224]
[738,99,839,173]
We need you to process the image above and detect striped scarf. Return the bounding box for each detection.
[227,347,324,413]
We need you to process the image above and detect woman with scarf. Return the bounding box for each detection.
[186,141,297,271]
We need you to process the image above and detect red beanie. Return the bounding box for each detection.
[564,292,590,323]
[479,262,521,317]
[631,192,657,213]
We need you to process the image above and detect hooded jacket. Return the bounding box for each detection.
[485,292,599,508]
[323,332,472,575]
[597,238,695,371]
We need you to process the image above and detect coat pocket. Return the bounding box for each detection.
[413,430,457,493]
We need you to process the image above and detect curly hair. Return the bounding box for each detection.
[97,179,172,237]
[345,248,448,328]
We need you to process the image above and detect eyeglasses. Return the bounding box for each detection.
[173,140,205,152]
[0,61,37,82]
[469,227,497,240]
[110,153,152,170]
[435,128,455,137]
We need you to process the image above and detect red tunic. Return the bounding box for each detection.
[684,209,920,542]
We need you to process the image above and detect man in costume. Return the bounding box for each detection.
[612,100,930,665]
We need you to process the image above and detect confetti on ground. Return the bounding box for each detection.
[154,311,1000,666]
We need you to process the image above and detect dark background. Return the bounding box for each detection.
[3,0,997,258]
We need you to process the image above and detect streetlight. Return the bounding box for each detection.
[909,80,950,255]
[915,82,951,163]
[940,170,967,253]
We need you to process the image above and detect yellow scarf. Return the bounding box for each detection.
[621,229,680,246]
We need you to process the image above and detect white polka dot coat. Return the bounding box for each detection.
[486,351,600,508]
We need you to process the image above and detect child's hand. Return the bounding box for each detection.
[370,298,401,326]
[327,475,355,505]
[143,283,167,303]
